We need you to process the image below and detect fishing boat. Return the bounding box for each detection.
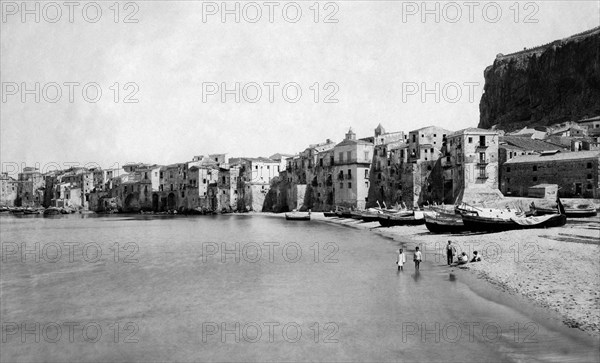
[43,207,62,216]
[350,210,364,220]
[460,200,567,232]
[361,208,382,222]
[323,211,336,217]
[564,206,597,218]
[285,211,311,221]
[378,211,425,227]
[535,204,597,218]
[23,207,43,215]
[424,211,466,234]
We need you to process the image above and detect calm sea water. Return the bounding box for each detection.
[1,214,598,362]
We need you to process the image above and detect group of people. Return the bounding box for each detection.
[396,240,481,271]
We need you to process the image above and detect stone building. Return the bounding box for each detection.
[0,172,18,206]
[333,128,374,209]
[578,116,600,143]
[231,157,281,212]
[367,125,450,208]
[443,128,499,203]
[501,150,600,198]
[16,167,45,207]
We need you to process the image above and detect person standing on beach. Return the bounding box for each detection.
[414,247,422,271]
[396,249,406,271]
[446,240,456,265]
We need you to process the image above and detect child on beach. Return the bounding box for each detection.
[470,251,481,262]
[396,249,406,271]
[413,247,422,270]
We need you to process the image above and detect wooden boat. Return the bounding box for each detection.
[43,207,62,215]
[378,211,425,227]
[425,211,466,234]
[285,211,311,221]
[323,211,336,217]
[350,211,364,220]
[536,205,597,218]
[23,208,42,215]
[462,212,566,232]
[564,207,597,218]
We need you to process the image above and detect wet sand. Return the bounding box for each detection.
[312,213,600,337]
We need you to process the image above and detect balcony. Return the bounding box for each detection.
[476,144,488,149]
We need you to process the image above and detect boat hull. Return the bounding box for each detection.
[462,214,566,232]
[378,215,425,227]
[323,212,336,217]
[285,213,311,221]
[424,217,466,234]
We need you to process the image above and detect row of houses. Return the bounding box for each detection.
[0,154,291,213]
[268,119,600,212]
[2,117,599,212]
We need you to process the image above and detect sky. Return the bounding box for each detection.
[1,0,599,173]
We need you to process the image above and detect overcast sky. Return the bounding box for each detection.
[1,0,598,171]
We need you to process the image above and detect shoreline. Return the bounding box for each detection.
[309,213,600,338]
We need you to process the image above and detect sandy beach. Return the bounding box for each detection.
[310,213,600,337]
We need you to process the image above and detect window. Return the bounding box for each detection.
[203,178,207,184]
[319,159,323,167]
[468,137,473,143]
[267,165,270,169]
[587,174,593,179]
[339,152,344,162]
[412,134,416,142]
[424,149,428,153]
[364,170,369,178]
[181,191,185,198]
[533,176,538,182]
[347,169,352,179]
[588,184,593,189]
[255,165,258,169]
[365,151,370,160]
[433,134,437,137]
[348,182,352,188]
[479,135,486,146]
[347,151,352,161]
[533,165,537,171]
[587,162,593,168]
[427,165,432,171]
[339,182,343,189]
[430,148,434,153]
[479,152,486,163]
[506,178,510,183]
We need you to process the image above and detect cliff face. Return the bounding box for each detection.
[479,27,600,130]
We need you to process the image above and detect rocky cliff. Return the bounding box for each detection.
[479,27,600,130]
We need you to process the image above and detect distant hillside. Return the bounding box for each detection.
[479,27,600,131]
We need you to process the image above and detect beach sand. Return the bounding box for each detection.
[310,213,600,337]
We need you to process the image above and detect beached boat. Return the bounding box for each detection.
[535,204,597,218]
[378,211,425,227]
[323,211,336,217]
[461,212,566,232]
[424,211,466,234]
[361,208,382,222]
[285,211,311,221]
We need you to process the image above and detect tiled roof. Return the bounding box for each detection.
[505,150,600,164]
[448,127,496,137]
[500,136,566,151]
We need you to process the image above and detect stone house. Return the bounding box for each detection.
[443,128,499,203]
[501,150,600,198]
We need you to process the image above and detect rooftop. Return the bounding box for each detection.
[505,150,600,164]
[500,136,566,151]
